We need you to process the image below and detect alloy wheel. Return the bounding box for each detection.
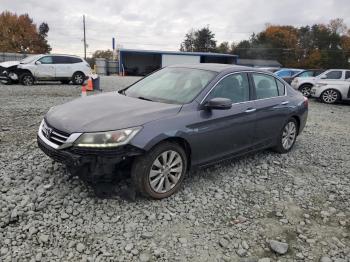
[282,121,296,150]
[149,150,183,194]
[23,76,34,85]
[300,86,311,97]
[322,90,338,104]
[74,74,84,84]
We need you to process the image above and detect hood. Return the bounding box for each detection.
[0,61,20,68]
[45,92,182,134]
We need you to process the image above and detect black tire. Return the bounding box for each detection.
[273,118,298,154]
[20,73,34,86]
[72,72,85,85]
[131,142,188,199]
[61,80,70,85]
[299,84,312,97]
[320,89,340,104]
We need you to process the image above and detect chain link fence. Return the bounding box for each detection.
[0,52,30,63]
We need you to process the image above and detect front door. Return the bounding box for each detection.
[35,56,55,79]
[189,72,256,165]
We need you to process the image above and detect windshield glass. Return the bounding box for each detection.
[124,67,217,104]
[20,55,42,64]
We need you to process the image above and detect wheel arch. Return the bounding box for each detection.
[72,71,86,78]
[290,115,300,135]
[298,82,313,90]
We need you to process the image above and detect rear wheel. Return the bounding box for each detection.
[320,89,339,104]
[72,72,85,85]
[20,73,34,86]
[131,142,187,199]
[299,84,312,97]
[273,118,298,154]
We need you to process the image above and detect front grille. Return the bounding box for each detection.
[41,121,69,146]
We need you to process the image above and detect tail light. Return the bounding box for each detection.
[303,96,308,108]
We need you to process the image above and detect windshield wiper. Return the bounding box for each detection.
[137,96,154,102]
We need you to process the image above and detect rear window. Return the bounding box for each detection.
[53,56,83,64]
[70,57,83,63]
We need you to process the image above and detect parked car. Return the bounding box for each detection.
[291,69,350,97]
[274,68,304,79]
[311,71,350,104]
[0,54,91,85]
[37,64,308,199]
[283,69,324,84]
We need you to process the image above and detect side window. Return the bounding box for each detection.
[208,73,249,103]
[38,56,53,64]
[70,57,83,63]
[299,71,314,77]
[276,80,285,96]
[345,71,350,79]
[252,73,279,99]
[53,56,71,64]
[325,71,342,79]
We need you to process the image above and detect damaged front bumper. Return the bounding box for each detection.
[0,68,19,83]
[37,135,144,183]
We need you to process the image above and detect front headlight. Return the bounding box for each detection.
[75,127,142,148]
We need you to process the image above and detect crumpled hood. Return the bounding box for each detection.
[0,61,20,68]
[45,92,182,134]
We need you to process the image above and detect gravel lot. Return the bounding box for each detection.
[0,76,349,262]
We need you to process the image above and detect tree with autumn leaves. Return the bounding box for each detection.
[181,19,350,69]
[0,11,51,54]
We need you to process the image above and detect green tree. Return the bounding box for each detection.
[216,41,230,53]
[180,26,217,52]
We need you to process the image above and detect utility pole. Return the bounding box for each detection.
[83,15,86,59]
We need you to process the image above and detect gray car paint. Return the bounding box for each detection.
[45,64,308,168]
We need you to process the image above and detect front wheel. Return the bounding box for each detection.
[320,89,340,104]
[131,142,187,199]
[20,73,34,86]
[299,85,312,97]
[273,118,298,154]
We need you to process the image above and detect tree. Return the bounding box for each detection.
[180,26,217,52]
[0,11,51,53]
[216,41,230,53]
[92,50,114,60]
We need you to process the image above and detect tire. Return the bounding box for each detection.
[72,72,85,85]
[131,142,188,199]
[20,73,34,86]
[320,89,340,104]
[273,118,298,154]
[299,84,312,97]
[61,80,70,85]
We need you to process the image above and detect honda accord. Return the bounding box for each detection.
[37,64,308,199]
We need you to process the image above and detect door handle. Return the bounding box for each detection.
[281,101,289,105]
[245,108,256,113]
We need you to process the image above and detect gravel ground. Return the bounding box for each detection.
[0,76,349,262]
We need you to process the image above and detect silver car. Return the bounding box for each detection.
[311,70,350,104]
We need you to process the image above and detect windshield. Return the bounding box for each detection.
[20,55,42,64]
[124,67,217,104]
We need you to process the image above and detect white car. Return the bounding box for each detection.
[311,71,350,104]
[0,54,91,85]
[291,69,350,97]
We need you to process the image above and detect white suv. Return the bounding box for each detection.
[0,54,91,85]
[290,69,350,97]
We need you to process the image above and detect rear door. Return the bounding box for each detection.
[249,72,290,148]
[35,56,55,79]
[53,56,72,78]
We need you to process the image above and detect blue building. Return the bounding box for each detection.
[118,48,238,76]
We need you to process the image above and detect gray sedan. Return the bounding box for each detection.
[37,64,308,199]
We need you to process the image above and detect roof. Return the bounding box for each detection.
[237,59,282,67]
[119,48,237,58]
[168,63,260,73]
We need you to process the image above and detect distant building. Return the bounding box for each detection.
[118,49,238,76]
[237,58,282,68]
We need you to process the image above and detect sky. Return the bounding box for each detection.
[2,0,350,57]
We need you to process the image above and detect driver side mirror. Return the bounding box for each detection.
[203,97,232,110]
[35,61,42,65]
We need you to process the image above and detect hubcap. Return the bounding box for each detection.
[149,150,183,194]
[282,122,296,150]
[301,86,311,97]
[322,90,337,103]
[75,74,83,84]
[23,76,33,85]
